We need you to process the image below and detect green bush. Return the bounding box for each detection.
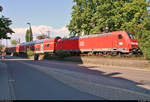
[27,49,35,57]
[139,31,150,60]
[43,52,53,59]
[141,47,150,60]
[43,52,49,59]
[55,50,71,58]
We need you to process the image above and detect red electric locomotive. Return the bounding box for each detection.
[57,31,140,55]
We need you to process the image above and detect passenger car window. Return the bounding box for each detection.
[47,44,50,47]
[45,44,50,47]
[118,34,123,39]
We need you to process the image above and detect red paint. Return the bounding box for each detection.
[6,31,139,54]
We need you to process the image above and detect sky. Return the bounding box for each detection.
[0,0,73,46]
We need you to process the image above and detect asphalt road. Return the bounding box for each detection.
[0,56,103,100]
[1,55,150,100]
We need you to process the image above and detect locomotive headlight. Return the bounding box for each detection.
[119,42,123,45]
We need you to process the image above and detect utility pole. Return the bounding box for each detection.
[0,39,1,46]
[6,39,7,48]
[5,37,10,48]
[18,38,20,43]
[47,31,50,38]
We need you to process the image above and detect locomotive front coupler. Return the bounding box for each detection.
[130,48,142,55]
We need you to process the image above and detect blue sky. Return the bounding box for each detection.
[1,0,73,28]
[0,0,74,45]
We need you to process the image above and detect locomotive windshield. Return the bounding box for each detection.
[128,33,136,40]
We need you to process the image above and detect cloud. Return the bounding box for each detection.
[11,25,70,42]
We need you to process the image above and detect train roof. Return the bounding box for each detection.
[17,38,56,46]
[21,39,45,45]
[43,38,55,41]
[63,32,111,40]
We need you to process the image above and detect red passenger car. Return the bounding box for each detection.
[43,39,55,53]
[16,43,25,53]
[34,40,44,54]
[6,46,16,54]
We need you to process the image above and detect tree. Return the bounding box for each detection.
[29,27,33,41]
[68,0,105,36]
[0,5,3,12]
[25,27,33,42]
[11,40,19,45]
[137,17,150,59]
[25,29,30,42]
[0,5,14,39]
[68,0,149,34]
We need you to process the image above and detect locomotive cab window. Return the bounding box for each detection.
[118,34,123,39]
[128,33,136,40]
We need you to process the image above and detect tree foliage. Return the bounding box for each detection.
[25,29,29,42]
[68,0,149,35]
[68,0,150,59]
[0,5,3,12]
[0,5,14,39]
[29,27,33,41]
[27,48,35,57]
[25,27,33,42]
[11,40,19,45]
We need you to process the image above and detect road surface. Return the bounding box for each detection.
[0,55,150,100]
[0,56,103,100]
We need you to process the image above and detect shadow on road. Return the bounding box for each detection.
[1,55,150,99]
